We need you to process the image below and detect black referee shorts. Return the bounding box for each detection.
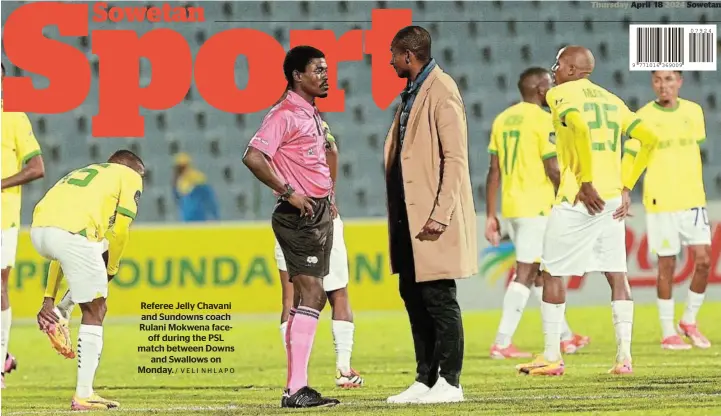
[271,196,333,280]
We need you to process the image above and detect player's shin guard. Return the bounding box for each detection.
[287,307,320,395]
[682,289,705,324]
[657,298,676,338]
[0,308,12,373]
[611,301,634,362]
[76,325,103,398]
[495,282,531,347]
[331,320,354,373]
[541,302,564,362]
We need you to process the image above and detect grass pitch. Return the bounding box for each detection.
[2,303,720,415]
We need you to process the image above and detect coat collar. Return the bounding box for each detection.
[402,66,441,145]
[384,66,443,171]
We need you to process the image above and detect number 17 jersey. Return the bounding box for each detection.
[32,163,143,242]
[488,102,557,218]
[546,78,641,204]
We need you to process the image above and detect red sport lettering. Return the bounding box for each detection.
[2,3,411,138]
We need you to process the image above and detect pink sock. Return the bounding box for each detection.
[287,306,320,395]
[285,308,296,389]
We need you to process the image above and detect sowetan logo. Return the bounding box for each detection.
[2,3,411,138]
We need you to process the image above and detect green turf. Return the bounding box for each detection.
[2,303,720,415]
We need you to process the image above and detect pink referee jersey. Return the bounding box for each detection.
[248,91,333,198]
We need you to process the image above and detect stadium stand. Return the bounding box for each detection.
[2,1,719,222]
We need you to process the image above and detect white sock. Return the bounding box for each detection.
[657,298,676,338]
[1,308,11,372]
[612,300,634,362]
[279,321,288,356]
[541,301,564,362]
[57,290,76,319]
[531,285,543,304]
[560,317,574,342]
[494,282,531,347]
[76,325,103,398]
[682,289,705,324]
[332,320,354,373]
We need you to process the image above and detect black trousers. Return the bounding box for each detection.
[392,202,465,388]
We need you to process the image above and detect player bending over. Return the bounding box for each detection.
[1,63,46,389]
[276,120,364,388]
[31,150,144,410]
[622,70,711,350]
[486,67,589,359]
[516,46,658,376]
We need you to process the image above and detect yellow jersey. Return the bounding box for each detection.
[623,99,706,213]
[546,78,641,203]
[32,163,143,242]
[1,103,42,229]
[488,102,557,218]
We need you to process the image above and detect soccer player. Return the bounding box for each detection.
[516,46,659,376]
[243,46,339,408]
[31,150,144,410]
[1,62,46,388]
[276,120,364,388]
[622,71,711,350]
[486,67,589,359]
[40,245,112,359]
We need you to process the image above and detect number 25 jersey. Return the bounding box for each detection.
[547,78,641,204]
[32,163,143,242]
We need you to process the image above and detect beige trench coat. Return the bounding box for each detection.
[383,65,478,283]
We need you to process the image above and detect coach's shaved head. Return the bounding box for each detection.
[552,45,595,85]
[109,149,145,176]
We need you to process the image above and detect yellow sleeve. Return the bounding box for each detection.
[538,116,557,160]
[618,101,643,139]
[43,261,64,299]
[106,215,131,276]
[14,113,42,164]
[622,120,660,190]
[547,86,579,126]
[565,110,593,183]
[621,138,641,186]
[692,105,707,143]
[117,171,143,220]
[488,124,499,156]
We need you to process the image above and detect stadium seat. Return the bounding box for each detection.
[2,1,718,221]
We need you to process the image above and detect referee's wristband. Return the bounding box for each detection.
[280,184,295,200]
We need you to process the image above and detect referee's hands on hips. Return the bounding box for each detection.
[416,218,447,242]
[288,193,315,217]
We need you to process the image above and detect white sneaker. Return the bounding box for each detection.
[386,381,430,404]
[414,378,464,404]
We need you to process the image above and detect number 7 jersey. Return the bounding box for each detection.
[546,78,641,204]
[32,163,143,242]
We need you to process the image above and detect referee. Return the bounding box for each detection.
[243,46,339,409]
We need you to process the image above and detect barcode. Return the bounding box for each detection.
[689,32,714,63]
[629,24,717,71]
[636,27,684,64]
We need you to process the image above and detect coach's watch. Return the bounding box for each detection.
[280,183,295,200]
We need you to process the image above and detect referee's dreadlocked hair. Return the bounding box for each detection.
[283,46,325,90]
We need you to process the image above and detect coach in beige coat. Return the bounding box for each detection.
[383,26,477,405]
